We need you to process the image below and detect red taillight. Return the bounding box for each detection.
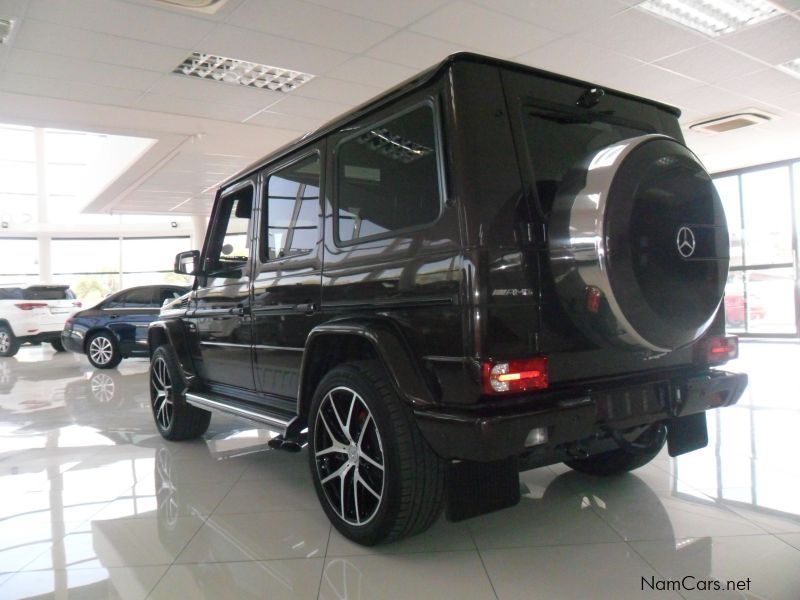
[73,301,82,308]
[696,335,738,365]
[482,357,549,394]
[586,285,602,314]
[14,302,48,311]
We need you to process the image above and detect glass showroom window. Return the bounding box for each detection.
[0,125,37,227]
[121,237,191,288]
[715,161,799,336]
[51,238,122,307]
[0,238,38,285]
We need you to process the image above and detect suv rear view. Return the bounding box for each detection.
[0,285,81,357]
[149,53,747,545]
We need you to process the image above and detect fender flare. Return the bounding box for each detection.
[148,319,199,390]
[298,318,437,418]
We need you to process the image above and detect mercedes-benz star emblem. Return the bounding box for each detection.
[676,226,696,258]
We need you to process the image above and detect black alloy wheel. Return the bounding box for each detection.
[149,345,211,441]
[308,361,445,545]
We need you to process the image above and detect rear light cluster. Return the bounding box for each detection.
[14,302,47,310]
[482,357,549,394]
[695,335,738,365]
[73,301,82,307]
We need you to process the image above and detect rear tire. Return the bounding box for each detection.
[149,345,210,441]
[308,360,445,545]
[51,339,66,352]
[0,325,20,358]
[565,424,667,476]
[86,331,122,369]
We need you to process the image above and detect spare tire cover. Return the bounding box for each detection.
[548,135,729,354]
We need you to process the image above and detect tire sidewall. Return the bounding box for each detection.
[150,345,186,438]
[0,325,19,357]
[307,363,404,545]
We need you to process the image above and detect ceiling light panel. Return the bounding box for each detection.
[173,52,314,92]
[777,57,800,79]
[637,0,784,37]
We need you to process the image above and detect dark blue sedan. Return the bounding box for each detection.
[62,285,190,369]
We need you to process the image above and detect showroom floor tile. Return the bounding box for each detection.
[0,342,799,599]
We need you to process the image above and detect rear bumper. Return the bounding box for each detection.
[415,369,748,462]
[61,330,85,354]
[19,331,63,344]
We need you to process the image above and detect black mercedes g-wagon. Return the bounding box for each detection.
[149,53,747,545]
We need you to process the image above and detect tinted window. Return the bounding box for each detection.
[207,185,253,276]
[0,288,22,300]
[336,105,441,244]
[122,288,155,308]
[21,286,71,300]
[158,287,185,305]
[263,154,320,261]
[519,100,654,215]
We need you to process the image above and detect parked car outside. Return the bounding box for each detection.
[0,284,81,357]
[62,285,189,369]
[148,53,747,545]
[724,293,766,328]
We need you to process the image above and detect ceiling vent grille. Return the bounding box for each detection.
[688,110,776,134]
[153,0,228,14]
[173,53,314,92]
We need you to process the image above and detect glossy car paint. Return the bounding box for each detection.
[63,285,189,360]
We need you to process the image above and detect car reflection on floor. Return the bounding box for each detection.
[0,343,799,599]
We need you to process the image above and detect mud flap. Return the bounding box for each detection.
[667,412,708,457]
[445,457,520,522]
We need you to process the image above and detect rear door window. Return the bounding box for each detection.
[122,288,156,308]
[335,104,442,244]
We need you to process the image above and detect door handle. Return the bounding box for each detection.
[230,307,249,316]
[109,314,119,319]
[294,303,316,314]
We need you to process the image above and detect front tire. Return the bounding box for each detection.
[51,339,66,352]
[86,332,122,369]
[149,345,210,441]
[308,361,445,545]
[0,325,20,357]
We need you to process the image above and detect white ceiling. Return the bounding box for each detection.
[1,0,799,216]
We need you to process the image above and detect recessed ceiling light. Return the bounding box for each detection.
[688,109,777,133]
[637,0,784,37]
[777,57,800,79]
[173,52,314,93]
[152,0,228,14]
[0,18,15,45]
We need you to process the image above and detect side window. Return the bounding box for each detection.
[336,104,441,244]
[158,287,183,305]
[123,288,155,308]
[105,293,126,309]
[262,154,320,261]
[207,185,253,275]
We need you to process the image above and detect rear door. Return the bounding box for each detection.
[251,147,324,403]
[112,287,161,355]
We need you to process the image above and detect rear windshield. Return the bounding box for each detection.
[520,101,656,216]
[0,286,74,300]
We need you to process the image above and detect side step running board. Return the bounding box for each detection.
[185,391,293,433]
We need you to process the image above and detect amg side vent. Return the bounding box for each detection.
[688,110,776,134]
[173,53,314,93]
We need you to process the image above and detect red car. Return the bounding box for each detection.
[724,293,766,327]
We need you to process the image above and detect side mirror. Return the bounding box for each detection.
[174,250,200,275]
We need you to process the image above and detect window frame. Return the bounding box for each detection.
[332,99,446,247]
[203,179,256,278]
[259,150,322,264]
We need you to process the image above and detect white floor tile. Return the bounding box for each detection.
[149,559,323,600]
[631,534,800,600]
[318,551,496,600]
[481,543,681,600]
[327,516,475,557]
[0,565,167,600]
[212,476,321,515]
[175,510,330,563]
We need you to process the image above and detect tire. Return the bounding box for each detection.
[51,339,66,352]
[308,360,446,545]
[564,424,667,476]
[149,345,211,441]
[86,331,122,369]
[0,325,20,358]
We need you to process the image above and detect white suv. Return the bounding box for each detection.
[0,285,81,357]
